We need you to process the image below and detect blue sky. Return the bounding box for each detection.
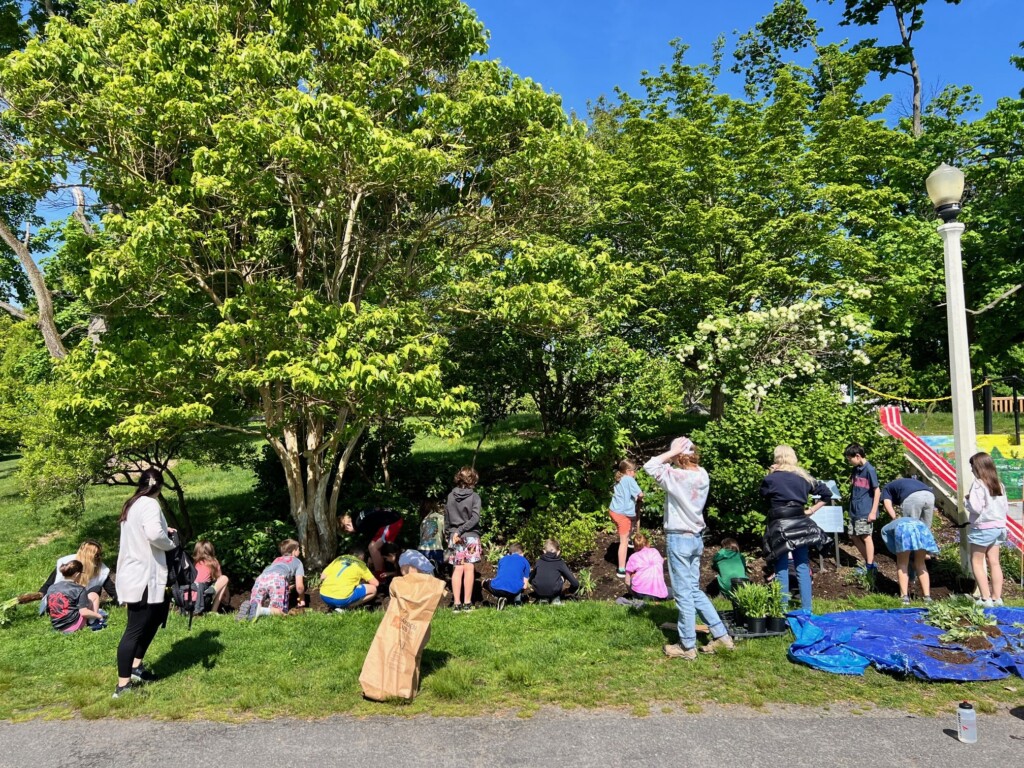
[468,0,1023,120]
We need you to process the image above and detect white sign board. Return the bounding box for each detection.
[811,505,845,534]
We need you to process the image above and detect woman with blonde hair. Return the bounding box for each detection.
[40,539,118,606]
[759,445,832,612]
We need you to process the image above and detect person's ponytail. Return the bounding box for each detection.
[119,468,164,524]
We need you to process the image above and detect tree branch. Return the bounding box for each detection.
[0,301,27,320]
[967,284,1022,316]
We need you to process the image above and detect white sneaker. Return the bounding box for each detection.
[993,598,1004,607]
[975,598,995,608]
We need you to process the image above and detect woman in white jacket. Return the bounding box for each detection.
[113,469,177,698]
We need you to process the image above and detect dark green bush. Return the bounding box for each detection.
[198,519,295,584]
[693,386,903,536]
[519,512,598,566]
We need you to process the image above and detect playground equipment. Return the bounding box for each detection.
[879,406,1024,583]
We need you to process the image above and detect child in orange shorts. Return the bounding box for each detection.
[609,459,643,578]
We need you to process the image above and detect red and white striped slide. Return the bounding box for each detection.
[879,405,1024,553]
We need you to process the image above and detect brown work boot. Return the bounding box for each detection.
[663,643,698,660]
[699,634,736,654]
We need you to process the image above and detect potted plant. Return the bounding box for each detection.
[729,577,750,626]
[732,582,770,634]
[765,579,787,633]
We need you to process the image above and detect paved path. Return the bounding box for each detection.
[2,708,1023,767]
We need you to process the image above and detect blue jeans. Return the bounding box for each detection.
[666,533,727,650]
[775,546,812,612]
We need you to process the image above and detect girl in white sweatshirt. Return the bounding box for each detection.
[644,437,733,659]
[966,452,1009,607]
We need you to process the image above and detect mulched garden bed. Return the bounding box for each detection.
[221,511,1022,614]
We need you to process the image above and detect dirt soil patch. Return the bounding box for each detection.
[959,635,993,651]
[980,624,1003,638]
[925,648,973,665]
[218,510,1022,614]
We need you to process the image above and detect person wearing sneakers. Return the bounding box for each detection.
[529,539,578,604]
[617,530,668,607]
[113,469,178,699]
[445,466,483,612]
[880,475,936,528]
[45,559,108,633]
[880,515,938,604]
[966,452,1009,608]
[759,445,833,612]
[643,437,734,659]
[608,459,644,579]
[845,443,880,575]
[237,539,306,621]
[484,543,531,609]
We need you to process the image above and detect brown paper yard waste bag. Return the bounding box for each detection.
[359,571,446,701]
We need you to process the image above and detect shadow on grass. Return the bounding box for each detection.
[420,648,452,677]
[151,629,226,678]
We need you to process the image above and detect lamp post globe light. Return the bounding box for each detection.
[926,162,974,572]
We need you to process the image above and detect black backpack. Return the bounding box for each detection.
[166,533,201,629]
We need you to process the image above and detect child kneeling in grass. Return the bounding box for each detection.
[237,539,305,621]
[711,538,748,598]
[530,539,578,604]
[46,559,108,633]
[618,531,668,606]
[320,546,379,611]
[484,543,531,609]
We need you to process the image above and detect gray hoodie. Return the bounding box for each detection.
[445,487,482,540]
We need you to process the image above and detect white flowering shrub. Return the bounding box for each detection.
[679,299,870,407]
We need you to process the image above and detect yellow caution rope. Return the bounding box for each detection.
[853,380,992,404]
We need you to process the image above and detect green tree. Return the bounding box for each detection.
[590,39,918,417]
[0,315,49,453]
[1,0,589,567]
[824,0,964,137]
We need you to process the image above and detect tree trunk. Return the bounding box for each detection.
[893,3,923,138]
[162,466,193,541]
[0,219,66,359]
[909,55,922,138]
[272,420,366,571]
[710,381,726,421]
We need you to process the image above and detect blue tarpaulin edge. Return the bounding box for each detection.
[787,607,1024,681]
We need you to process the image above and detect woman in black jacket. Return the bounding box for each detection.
[759,445,831,612]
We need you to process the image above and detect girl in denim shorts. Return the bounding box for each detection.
[966,452,1009,608]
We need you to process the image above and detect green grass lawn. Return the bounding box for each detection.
[2,431,1023,722]
[901,410,1022,437]
[2,596,1022,722]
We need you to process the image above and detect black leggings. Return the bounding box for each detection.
[117,590,169,678]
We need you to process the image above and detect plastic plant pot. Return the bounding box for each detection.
[766,616,787,633]
[746,616,767,634]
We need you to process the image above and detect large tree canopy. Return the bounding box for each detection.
[1,0,591,566]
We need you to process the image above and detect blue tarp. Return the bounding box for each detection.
[787,607,1024,681]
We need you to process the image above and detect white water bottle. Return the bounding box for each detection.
[957,701,977,744]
